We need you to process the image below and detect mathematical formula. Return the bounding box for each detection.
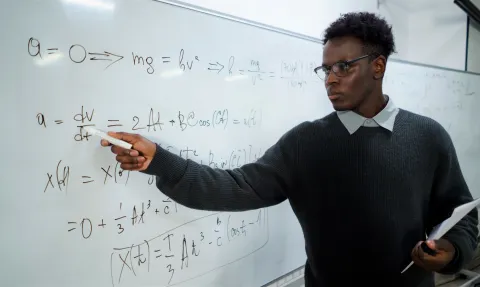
[36,105,262,140]
[43,143,263,195]
[28,34,274,287]
[27,37,317,88]
[110,209,268,286]
[67,198,179,239]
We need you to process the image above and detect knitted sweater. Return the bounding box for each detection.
[143,109,478,287]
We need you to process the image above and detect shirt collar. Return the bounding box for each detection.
[336,96,400,135]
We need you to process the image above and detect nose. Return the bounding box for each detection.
[324,71,339,88]
[325,73,338,89]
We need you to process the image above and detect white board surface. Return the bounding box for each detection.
[1,1,479,287]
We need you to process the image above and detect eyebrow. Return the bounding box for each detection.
[320,60,340,67]
[321,60,345,66]
[321,61,336,66]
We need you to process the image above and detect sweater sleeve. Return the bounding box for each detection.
[427,126,479,274]
[141,123,304,212]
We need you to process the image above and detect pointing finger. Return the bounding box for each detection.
[116,155,146,164]
[101,139,111,147]
[111,145,139,157]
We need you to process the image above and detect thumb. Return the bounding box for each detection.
[427,239,453,252]
[108,131,139,143]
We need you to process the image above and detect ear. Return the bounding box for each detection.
[372,55,386,80]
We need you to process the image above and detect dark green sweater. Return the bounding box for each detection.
[143,109,478,286]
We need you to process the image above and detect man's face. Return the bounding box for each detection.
[322,36,376,111]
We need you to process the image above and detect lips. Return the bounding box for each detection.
[327,90,341,100]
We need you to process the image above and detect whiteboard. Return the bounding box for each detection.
[1,1,480,287]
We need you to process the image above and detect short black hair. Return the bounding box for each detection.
[322,12,396,59]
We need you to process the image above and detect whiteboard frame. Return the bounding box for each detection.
[154,0,480,77]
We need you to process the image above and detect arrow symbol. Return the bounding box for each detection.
[208,62,224,74]
[89,52,115,61]
[88,51,124,69]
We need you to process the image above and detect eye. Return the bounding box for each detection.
[335,62,349,72]
[332,62,350,77]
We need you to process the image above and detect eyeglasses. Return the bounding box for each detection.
[314,54,373,81]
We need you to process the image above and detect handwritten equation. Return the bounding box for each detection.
[28,33,278,286]
[109,209,268,286]
[36,105,262,140]
[27,37,317,88]
[67,199,180,239]
[43,143,263,194]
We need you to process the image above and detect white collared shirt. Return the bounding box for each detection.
[336,96,400,135]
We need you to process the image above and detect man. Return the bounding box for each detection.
[101,12,478,286]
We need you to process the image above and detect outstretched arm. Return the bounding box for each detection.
[103,123,306,212]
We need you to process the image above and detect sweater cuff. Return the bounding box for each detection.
[438,237,466,274]
[141,144,188,185]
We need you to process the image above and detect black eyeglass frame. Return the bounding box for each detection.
[313,54,377,80]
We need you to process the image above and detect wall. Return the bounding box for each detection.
[175,0,377,39]
[379,0,468,71]
[178,0,469,71]
[469,0,480,72]
[468,19,480,73]
[377,1,410,63]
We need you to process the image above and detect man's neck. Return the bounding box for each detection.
[354,93,388,118]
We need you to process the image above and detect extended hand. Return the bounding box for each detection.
[100,132,157,171]
[411,239,456,272]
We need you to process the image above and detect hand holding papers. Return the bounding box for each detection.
[401,198,480,274]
